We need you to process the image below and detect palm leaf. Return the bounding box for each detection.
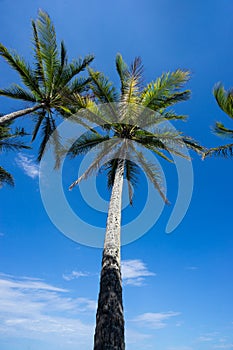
[68,132,110,157]
[214,122,233,138]
[0,84,37,102]
[0,43,41,97]
[204,143,233,158]
[0,166,14,187]
[213,83,233,119]
[69,139,122,190]
[130,144,168,203]
[140,69,190,111]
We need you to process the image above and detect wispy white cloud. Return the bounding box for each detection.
[16,154,39,179]
[214,345,233,349]
[62,270,89,281]
[132,311,181,329]
[121,259,155,286]
[185,266,198,271]
[198,336,214,342]
[0,273,95,348]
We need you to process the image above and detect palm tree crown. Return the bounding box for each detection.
[204,83,233,158]
[0,10,94,160]
[69,54,203,198]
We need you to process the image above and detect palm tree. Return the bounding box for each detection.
[67,54,204,350]
[204,84,233,158]
[0,122,30,187]
[0,10,94,160]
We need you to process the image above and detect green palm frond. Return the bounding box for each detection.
[0,43,41,97]
[0,84,36,102]
[121,56,143,105]
[34,10,59,94]
[116,53,129,95]
[59,55,94,90]
[68,131,110,157]
[214,122,233,138]
[140,69,190,111]
[130,144,168,203]
[0,166,14,187]
[124,159,139,205]
[89,68,118,103]
[37,115,55,161]
[204,143,233,158]
[213,83,233,119]
[182,137,206,155]
[69,139,122,190]
[0,124,30,152]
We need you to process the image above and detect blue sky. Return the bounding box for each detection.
[1,1,233,349]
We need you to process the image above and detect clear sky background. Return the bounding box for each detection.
[1,1,233,350]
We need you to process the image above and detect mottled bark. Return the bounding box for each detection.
[94,159,125,350]
[0,104,44,125]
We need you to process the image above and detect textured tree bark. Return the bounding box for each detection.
[94,159,125,350]
[0,104,44,125]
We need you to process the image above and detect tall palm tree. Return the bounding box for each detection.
[0,10,94,160]
[204,83,233,158]
[0,122,30,187]
[67,54,204,350]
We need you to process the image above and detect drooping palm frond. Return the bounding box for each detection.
[0,166,14,187]
[102,158,139,205]
[0,43,41,97]
[213,83,233,120]
[129,143,169,203]
[204,83,233,159]
[69,138,122,190]
[214,122,233,138]
[67,131,110,157]
[204,143,233,158]
[0,123,30,188]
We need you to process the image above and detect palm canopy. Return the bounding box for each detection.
[67,54,204,203]
[0,122,30,187]
[0,10,94,160]
[204,83,233,158]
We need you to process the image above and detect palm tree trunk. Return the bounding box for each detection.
[94,159,125,350]
[0,104,44,125]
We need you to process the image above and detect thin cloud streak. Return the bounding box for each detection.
[121,259,155,286]
[16,154,39,179]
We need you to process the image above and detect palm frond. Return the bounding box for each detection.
[214,122,233,138]
[59,55,94,90]
[140,69,190,111]
[130,144,168,203]
[116,53,129,95]
[88,68,118,103]
[121,56,143,105]
[0,43,41,97]
[0,166,14,187]
[69,139,122,190]
[204,143,233,158]
[32,18,46,88]
[0,84,37,102]
[213,83,233,119]
[31,111,46,142]
[68,132,110,157]
[35,10,59,95]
